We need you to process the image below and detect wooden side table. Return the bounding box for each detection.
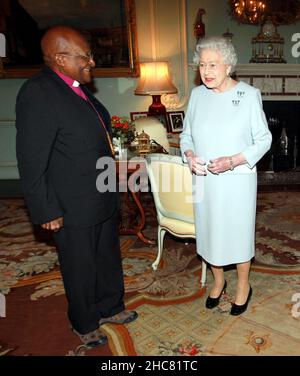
[116,159,155,245]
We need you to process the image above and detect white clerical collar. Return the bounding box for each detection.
[72,80,80,87]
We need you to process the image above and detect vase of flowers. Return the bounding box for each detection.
[111,116,136,147]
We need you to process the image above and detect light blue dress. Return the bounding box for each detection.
[180,82,272,266]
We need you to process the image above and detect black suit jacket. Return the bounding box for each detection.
[16,67,118,227]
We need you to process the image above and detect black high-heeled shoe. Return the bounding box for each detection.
[230,285,252,316]
[205,280,227,309]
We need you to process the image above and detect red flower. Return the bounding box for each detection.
[111,115,121,122]
[111,115,136,144]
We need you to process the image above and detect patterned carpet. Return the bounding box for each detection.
[255,192,300,269]
[0,192,299,356]
[110,255,300,356]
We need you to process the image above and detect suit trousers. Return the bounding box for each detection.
[53,211,125,334]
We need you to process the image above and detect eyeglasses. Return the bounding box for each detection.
[57,52,94,62]
[199,63,224,71]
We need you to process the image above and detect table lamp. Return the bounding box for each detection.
[134,61,178,117]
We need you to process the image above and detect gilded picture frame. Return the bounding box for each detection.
[0,0,139,78]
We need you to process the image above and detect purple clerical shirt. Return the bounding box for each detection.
[53,69,88,101]
[53,69,115,155]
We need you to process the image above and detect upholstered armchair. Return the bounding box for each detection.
[146,154,207,285]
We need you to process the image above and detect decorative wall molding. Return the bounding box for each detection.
[0,120,15,126]
[149,0,159,60]
[0,119,18,179]
[163,0,189,110]
[150,0,189,110]
[235,63,300,100]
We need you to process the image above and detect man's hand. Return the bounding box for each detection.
[41,217,63,232]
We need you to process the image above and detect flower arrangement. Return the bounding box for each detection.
[111,115,136,145]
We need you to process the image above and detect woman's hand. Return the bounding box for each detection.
[208,153,247,174]
[185,151,207,176]
[207,156,233,174]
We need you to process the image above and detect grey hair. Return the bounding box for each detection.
[193,36,238,73]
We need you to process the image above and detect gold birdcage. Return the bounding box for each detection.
[136,130,150,157]
[250,17,286,63]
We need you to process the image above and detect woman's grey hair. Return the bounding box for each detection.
[193,36,238,73]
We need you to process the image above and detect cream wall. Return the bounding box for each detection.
[0,0,300,179]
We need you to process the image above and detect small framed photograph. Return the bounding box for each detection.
[130,112,148,121]
[168,111,185,132]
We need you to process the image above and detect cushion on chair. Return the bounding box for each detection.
[150,158,194,222]
[159,216,195,236]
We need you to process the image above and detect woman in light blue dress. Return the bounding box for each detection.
[180,36,272,315]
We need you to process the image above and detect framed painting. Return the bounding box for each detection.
[130,111,148,121]
[0,0,139,78]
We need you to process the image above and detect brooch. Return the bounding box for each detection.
[232,99,240,106]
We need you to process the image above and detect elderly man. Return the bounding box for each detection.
[16,26,137,347]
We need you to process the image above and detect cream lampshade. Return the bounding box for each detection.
[134,61,177,116]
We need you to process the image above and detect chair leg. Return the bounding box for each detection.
[152,226,166,270]
[201,259,207,286]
